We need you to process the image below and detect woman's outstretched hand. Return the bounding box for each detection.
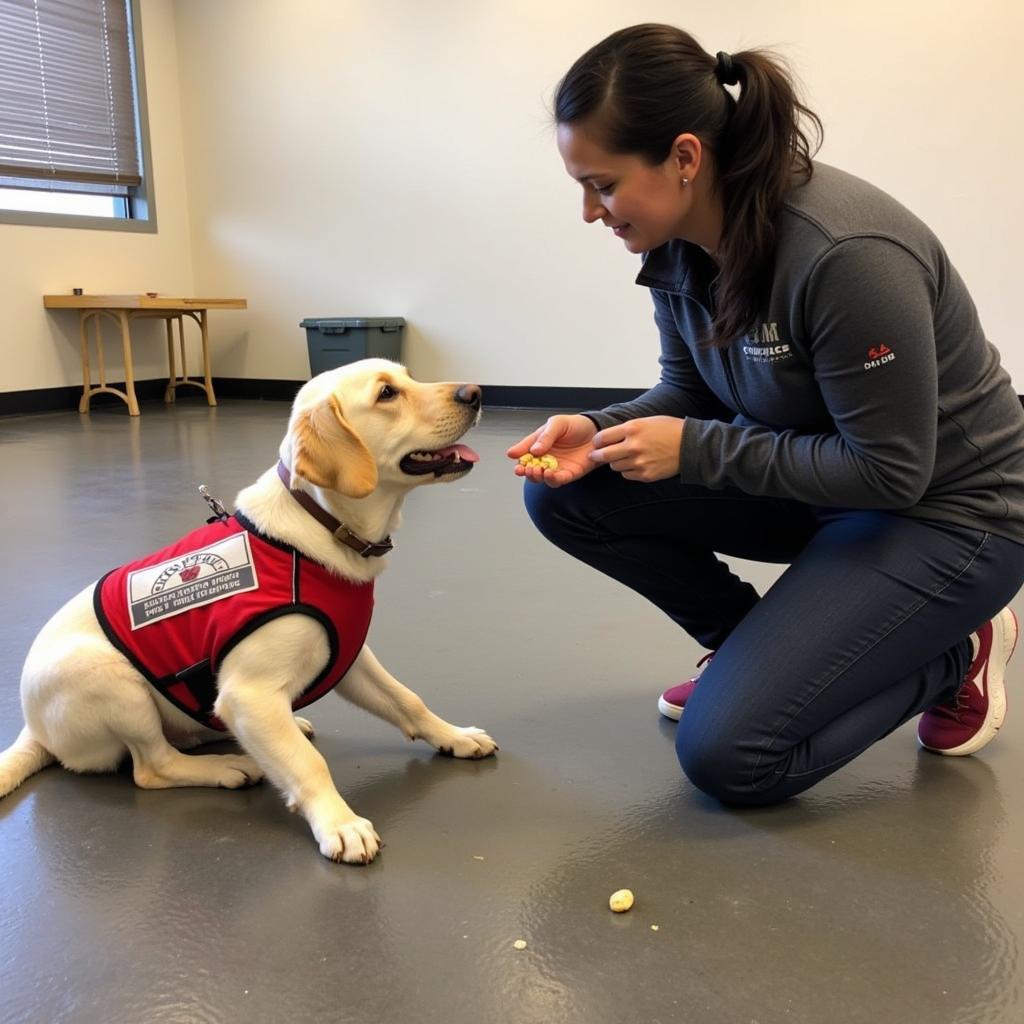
[506,414,599,488]
[588,416,685,482]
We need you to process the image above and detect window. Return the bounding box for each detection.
[0,0,155,230]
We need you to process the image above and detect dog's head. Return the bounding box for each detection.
[285,359,481,498]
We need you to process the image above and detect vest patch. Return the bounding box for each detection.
[126,532,258,629]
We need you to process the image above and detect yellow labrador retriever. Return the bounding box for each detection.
[0,359,496,863]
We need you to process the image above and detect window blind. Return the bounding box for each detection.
[0,0,141,188]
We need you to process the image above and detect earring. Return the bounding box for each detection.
[681,178,689,186]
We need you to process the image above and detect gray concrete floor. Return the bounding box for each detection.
[1,399,1022,1024]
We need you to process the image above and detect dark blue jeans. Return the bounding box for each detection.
[524,469,1024,806]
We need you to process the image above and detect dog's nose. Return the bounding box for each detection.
[454,384,482,411]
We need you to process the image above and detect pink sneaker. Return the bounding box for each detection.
[918,607,1018,756]
[657,652,715,721]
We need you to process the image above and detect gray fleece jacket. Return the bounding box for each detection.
[584,162,1024,544]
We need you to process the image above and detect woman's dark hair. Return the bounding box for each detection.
[554,24,822,347]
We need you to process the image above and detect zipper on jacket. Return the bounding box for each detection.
[718,346,750,418]
[706,277,752,419]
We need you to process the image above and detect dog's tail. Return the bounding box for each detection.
[0,727,56,799]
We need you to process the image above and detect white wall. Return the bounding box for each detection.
[0,0,196,393]
[4,0,1023,394]
[170,0,1024,388]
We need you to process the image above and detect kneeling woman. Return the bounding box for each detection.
[509,24,1024,805]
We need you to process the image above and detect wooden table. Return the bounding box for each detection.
[43,294,248,416]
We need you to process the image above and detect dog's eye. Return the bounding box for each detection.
[378,384,399,402]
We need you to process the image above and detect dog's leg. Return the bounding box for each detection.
[20,600,263,790]
[215,683,380,864]
[108,681,264,790]
[335,645,498,759]
[212,616,380,864]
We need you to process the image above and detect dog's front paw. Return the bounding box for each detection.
[436,726,499,760]
[314,815,381,865]
[294,716,315,739]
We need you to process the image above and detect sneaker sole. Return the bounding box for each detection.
[657,696,683,721]
[923,607,1018,757]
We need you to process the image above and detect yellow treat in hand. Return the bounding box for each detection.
[518,453,559,472]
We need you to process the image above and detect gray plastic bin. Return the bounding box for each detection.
[301,317,406,376]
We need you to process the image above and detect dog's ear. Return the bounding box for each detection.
[292,393,378,498]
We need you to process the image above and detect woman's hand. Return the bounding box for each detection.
[588,416,685,482]
[506,414,599,488]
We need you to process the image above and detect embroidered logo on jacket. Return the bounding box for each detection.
[126,532,259,629]
[864,344,895,370]
[741,322,791,364]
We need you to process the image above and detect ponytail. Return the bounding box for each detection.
[554,25,823,347]
[713,46,821,346]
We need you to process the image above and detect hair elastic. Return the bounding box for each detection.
[715,51,739,86]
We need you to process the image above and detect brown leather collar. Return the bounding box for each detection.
[276,460,393,558]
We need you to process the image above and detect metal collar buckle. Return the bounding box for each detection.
[198,484,228,520]
[275,460,392,558]
[334,523,392,557]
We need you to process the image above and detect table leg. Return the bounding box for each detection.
[178,315,188,381]
[95,315,106,390]
[164,317,176,403]
[78,312,91,413]
[78,311,133,413]
[118,310,141,417]
[200,309,217,406]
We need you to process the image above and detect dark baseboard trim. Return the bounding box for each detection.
[0,378,307,417]
[212,378,304,402]
[207,381,647,409]
[0,379,645,417]
[0,379,168,416]
[7,380,1017,418]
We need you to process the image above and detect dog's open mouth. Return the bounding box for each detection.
[399,443,480,477]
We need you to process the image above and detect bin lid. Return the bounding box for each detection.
[299,317,406,329]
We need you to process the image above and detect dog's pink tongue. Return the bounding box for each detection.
[437,444,480,463]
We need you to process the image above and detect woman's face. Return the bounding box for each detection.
[556,122,694,254]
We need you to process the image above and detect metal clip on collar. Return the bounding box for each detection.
[198,484,228,521]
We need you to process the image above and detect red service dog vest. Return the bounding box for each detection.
[93,513,374,731]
